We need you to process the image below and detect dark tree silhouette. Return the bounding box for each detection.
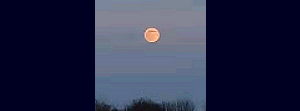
[126,98,164,111]
[95,98,197,111]
[95,100,112,111]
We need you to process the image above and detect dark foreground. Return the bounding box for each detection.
[95,98,204,111]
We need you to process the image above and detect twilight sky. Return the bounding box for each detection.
[95,0,206,110]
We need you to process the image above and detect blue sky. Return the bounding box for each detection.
[95,0,206,110]
[96,0,205,11]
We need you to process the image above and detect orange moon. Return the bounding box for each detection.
[144,27,160,43]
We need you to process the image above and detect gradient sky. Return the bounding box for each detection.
[95,0,206,110]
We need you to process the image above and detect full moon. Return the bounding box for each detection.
[144,27,160,43]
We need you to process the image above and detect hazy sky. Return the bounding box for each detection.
[95,0,206,110]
